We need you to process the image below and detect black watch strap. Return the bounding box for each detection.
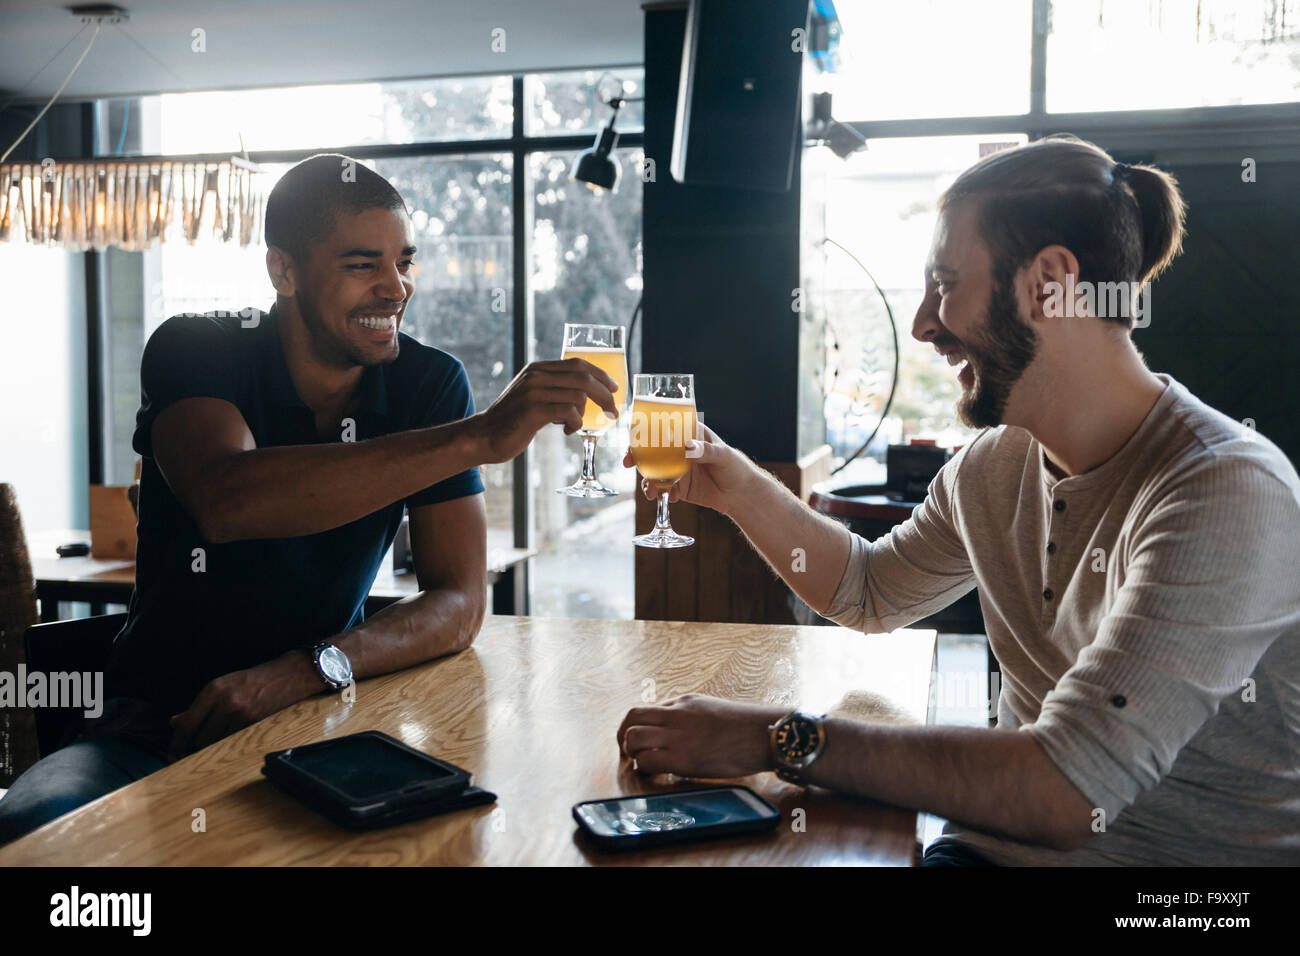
[769,711,827,785]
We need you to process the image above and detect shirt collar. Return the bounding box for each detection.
[261,302,392,423]
[1037,373,1177,492]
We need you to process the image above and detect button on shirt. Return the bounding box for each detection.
[823,374,1300,865]
[105,305,484,722]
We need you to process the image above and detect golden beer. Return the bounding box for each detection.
[563,346,629,433]
[629,396,697,490]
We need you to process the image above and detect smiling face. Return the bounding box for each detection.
[288,205,416,368]
[914,201,1039,429]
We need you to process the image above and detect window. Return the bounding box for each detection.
[373,153,515,543]
[0,243,88,530]
[104,77,514,157]
[804,135,1027,480]
[526,70,645,136]
[530,148,643,619]
[1047,0,1300,113]
[825,1,1032,121]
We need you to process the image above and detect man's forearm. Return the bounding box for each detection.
[723,463,854,615]
[802,720,1095,851]
[205,418,482,543]
[213,585,480,756]
[276,584,483,700]
[335,584,483,680]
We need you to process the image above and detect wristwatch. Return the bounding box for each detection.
[307,642,353,693]
[768,710,827,784]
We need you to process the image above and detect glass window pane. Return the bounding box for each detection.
[526,69,645,136]
[0,245,88,532]
[99,76,513,157]
[803,135,1028,479]
[825,1,1031,121]
[1048,0,1300,112]
[375,153,514,545]
[107,163,291,485]
[530,148,643,619]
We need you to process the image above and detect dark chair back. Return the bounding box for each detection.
[1,482,40,785]
[22,613,127,757]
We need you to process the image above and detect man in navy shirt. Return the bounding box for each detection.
[0,153,619,846]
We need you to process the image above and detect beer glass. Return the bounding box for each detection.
[629,373,696,549]
[557,323,628,498]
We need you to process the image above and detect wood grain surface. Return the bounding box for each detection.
[0,616,936,866]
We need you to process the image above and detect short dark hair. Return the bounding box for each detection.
[940,136,1186,326]
[264,153,408,263]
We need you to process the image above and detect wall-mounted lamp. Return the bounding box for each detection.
[570,79,644,193]
[807,91,867,159]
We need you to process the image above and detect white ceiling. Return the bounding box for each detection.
[0,0,646,104]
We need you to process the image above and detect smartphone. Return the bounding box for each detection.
[262,730,492,830]
[572,786,780,850]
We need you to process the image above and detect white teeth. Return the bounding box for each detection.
[356,314,396,330]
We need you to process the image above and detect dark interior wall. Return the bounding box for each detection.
[0,102,84,161]
[1116,153,1300,466]
[642,3,804,463]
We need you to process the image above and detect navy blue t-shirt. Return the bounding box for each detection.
[105,303,484,721]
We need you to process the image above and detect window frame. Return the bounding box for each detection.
[832,0,1300,149]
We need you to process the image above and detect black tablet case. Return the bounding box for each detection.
[261,737,496,831]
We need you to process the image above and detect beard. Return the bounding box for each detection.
[954,271,1038,429]
[296,290,400,367]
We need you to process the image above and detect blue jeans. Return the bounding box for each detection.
[917,840,1001,866]
[0,697,174,850]
[0,736,169,849]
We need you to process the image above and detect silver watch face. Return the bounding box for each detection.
[318,645,351,684]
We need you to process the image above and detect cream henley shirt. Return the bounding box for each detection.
[823,374,1300,865]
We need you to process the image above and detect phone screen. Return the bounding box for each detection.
[580,788,772,836]
[284,736,456,801]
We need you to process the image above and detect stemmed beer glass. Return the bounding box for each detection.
[556,323,628,498]
[629,373,696,548]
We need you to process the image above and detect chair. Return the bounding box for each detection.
[22,613,127,758]
[1,483,40,785]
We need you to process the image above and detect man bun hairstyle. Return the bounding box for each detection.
[1118,161,1186,284]
[264,153,409,264]
[940,135,1187,326]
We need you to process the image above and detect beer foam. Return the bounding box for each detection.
[564,346,625,354]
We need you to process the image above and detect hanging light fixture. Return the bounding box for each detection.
[0,156,266,251]
[0,4,267,251]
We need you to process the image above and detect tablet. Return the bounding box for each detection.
[262,730,486,829]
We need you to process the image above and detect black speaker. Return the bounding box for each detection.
[670,0,809,193]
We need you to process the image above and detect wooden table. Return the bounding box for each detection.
[0,616,936,866]
[26,529,534,620]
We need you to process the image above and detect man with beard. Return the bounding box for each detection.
[0,154,619,846]
[617,136,1300,865]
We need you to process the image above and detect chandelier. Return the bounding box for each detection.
[0,157,266,252]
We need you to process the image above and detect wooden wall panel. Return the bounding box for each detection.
[635,446,832,624]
